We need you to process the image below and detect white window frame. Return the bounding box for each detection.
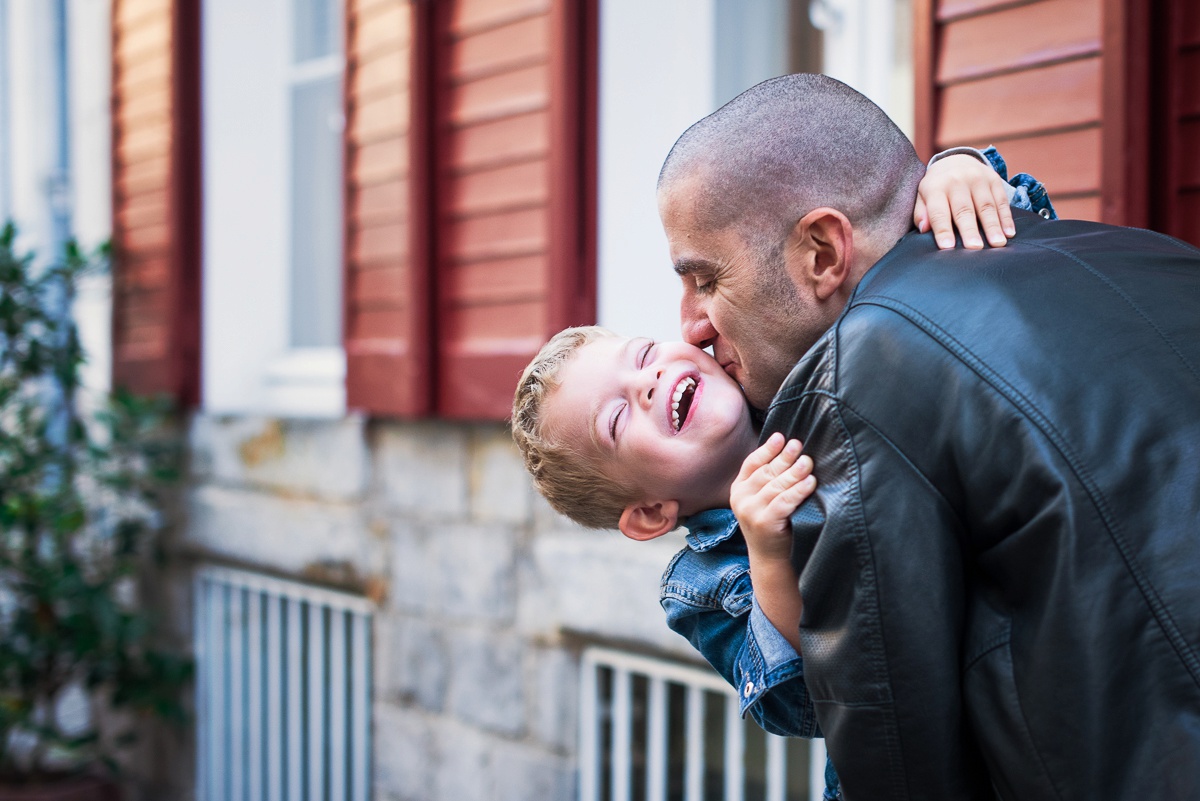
[580,646,827,801]
[202,0,346,418]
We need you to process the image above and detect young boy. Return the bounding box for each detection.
[511,151,1055,798]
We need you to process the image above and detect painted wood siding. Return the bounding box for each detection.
[344,0,433,416]
[110,0,201,403]
[432,0,595,420]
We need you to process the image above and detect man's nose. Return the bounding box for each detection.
[681,296,716,349]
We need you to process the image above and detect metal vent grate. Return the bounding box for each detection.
[580,647,826,801]
[194,566,373,801]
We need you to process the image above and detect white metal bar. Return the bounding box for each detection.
[197,565,374,614]
[578,656,599,801]
[810,739,829,801]
[308,604,327,801]
[351,613,370,801]
[287,598,303,801]
[765,735,787,801]
[585,647,732,693]
[207,581,225,801]
[329,610,347,801]
[267,593,283,801]
[229,587,246,801]
[724,695,744,801]
[685,687,704,801]
[247,590,263,801]
[194,577,209,801]
[646,677,667,801]
[612,668,632,801]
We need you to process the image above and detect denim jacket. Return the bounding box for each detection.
[661,509,842,799]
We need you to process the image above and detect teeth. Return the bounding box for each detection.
[670,377,696,431]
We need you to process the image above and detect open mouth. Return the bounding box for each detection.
[671,377,697,432]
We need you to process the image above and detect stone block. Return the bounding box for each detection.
[374,423,469,520]
[518,528,693,657]
[468,426,533,525]
[389,522,516,623]
[188,414,369,501]
[378,612,448,712]
[183,485,384,583]
[532,647,579,753]
[488,741,576,801]
[445,628,526,737]
[428,719,493,801]
[375,703,435,801]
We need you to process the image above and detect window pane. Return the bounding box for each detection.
[290,74,343,349]
[294,0,341,63]
[714,0,823,108]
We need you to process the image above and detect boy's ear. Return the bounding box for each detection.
[618,500,681,541]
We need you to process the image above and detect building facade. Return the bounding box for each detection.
[1,0,1196,799]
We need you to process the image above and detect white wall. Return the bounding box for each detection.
[595,0,717,344]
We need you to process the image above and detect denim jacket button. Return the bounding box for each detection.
[1039,207,1052,219]
[744,681,754,697]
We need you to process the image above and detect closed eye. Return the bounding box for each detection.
[609,403,625,442]
[639,340,654,367]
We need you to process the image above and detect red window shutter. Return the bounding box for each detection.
[914,0,1107,222]
[344,0,434,416]
[429,0,596,420]
[1152,0,1200,246]
[110,0,201,404]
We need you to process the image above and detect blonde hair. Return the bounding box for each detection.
[512,326,637,529]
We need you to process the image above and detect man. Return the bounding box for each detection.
[658,73,1200,800]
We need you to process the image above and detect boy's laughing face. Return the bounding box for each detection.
[543,337,758,517]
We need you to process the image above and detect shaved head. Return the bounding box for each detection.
[658,74,926,406]
[658,73,924,250]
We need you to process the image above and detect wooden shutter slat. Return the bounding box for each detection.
[937,0,1099,84]
[111,0,200,403]
[938,57,1101,143]
[450,0,550,36]
[344,0,432,417]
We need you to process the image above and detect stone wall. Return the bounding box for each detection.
[179,413,701,801]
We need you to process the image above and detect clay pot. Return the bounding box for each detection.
[0,777,119,801]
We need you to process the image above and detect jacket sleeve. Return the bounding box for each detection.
[660,547,821,738]
[765,313,995,800]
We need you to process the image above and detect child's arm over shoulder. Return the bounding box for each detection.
[915,145,1057,251]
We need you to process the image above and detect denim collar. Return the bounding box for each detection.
[679,508,740,553]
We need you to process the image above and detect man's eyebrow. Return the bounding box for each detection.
[673,258,712,277]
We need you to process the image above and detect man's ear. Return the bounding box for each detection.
[786,208,854,302]
[618,500,681,541]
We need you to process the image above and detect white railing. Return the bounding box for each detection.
[580,647,827,801]
[194,566,373,801]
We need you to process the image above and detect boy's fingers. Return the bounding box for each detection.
[924,193,955,249]
[950,185,984,249]
[768,475,818,516]
[738,433,786,480]
[972,182,1008,248]
[913,196,929,233]
[996,186,1016,238]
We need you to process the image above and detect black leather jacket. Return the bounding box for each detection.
[764,212,1200,800]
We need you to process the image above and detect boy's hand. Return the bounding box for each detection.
[731,433,816,562]
[914,153,1016,250]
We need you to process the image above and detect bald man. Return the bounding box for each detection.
[658,74,1200,800]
